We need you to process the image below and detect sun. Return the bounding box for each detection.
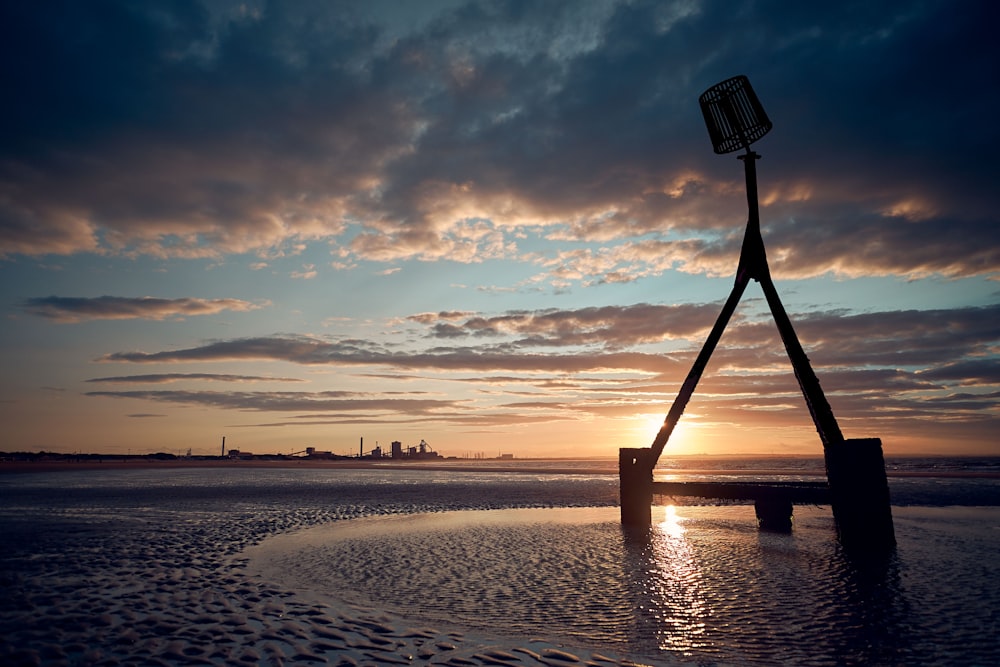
[638,413,699,455]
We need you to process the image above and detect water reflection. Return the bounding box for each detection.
[659,504,686,539]
[622,505,912,664]
[650,507,710,654]
[243,504,982,664]
[622,506,710,657]
[828,545,911,665]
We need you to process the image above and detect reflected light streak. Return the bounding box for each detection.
[646,505,709,654]
[659,504,686,539]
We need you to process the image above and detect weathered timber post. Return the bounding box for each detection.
[825,438,895,552]
[754,497,793,532]
[619,448,653,526]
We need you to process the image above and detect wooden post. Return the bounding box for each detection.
[619,448,653,526]
[825,438,895,552]
[754,497,793,532]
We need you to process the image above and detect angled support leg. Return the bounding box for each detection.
[648,272,751,465]
[758,275,843,448]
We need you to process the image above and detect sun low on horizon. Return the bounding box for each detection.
[1,1,998,460]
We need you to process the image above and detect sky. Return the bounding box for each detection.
[1,0,998,459]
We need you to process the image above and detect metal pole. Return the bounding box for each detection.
[736,149,766,282]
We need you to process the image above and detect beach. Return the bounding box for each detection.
[0,463,644,666]
[1,459,999,665]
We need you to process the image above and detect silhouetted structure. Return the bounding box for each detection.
[621,75,894,552]
[389,439,442,460]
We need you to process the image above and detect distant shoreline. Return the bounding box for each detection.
[2,457,998,479]
[0,458,618,476]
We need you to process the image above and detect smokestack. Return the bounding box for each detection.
[360,436,363,458]
[221,436,225,457]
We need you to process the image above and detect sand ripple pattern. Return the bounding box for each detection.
[251,505,1000,665]
[2,468,999,665]
[1,468,650,666]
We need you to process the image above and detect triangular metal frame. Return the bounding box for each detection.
[646,149,844,471]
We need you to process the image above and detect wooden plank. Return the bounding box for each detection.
[651,481,830,504]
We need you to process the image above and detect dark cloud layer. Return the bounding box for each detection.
[86,389,460,415]
[98,301,1000,372]
[2,1,997,283]
[90,300,999,444]
[86,373,302,384]
[20,295,265,322]
[411,302,725,348]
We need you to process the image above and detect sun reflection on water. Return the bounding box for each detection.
[644,505,710,654]
[659,504,685,539]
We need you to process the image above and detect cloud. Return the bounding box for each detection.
[1,1,996,285]
[411,302,724,348]
[86,373,304,384]
[92,302,999,413]
[86,389,463,415]
[242,412,577,430]
[20,296,267,323]
[790,305,1000,369]
[97,334,678,375]
[94,301,1000,372]
[0,1,409,259]
[290,264,318,279]
[82,297,997,446]
[759,210,1000,281]
[917,359,1000,387]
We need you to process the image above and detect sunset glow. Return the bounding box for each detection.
[1,1,997,458]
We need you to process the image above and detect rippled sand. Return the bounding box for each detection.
[2,467,998,665]
[0,468,659,666]
[247,504,1000,665]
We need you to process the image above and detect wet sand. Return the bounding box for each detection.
[0,465,663,666]
[3,461,999,665]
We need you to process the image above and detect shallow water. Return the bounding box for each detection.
[249,504,1000,666]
